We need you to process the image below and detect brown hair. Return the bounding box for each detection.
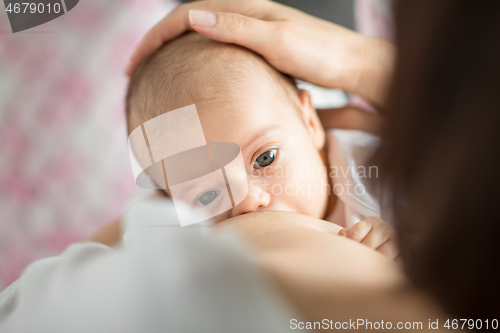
[377,0,500,320]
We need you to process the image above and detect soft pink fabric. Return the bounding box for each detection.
[0,0,179,290]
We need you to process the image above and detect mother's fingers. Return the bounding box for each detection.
[125,0,272,76]
[189,10,281,60]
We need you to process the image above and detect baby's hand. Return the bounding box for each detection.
[338,217,399,261]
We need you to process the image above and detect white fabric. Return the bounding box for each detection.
[326,129,383,227]
[0,200,300,333]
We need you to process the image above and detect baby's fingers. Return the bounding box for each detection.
[338,220,372,242]
[360,224,392,249]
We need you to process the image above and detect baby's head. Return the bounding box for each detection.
[126,33,330,221]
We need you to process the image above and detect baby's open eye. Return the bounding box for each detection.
[254,149,277,169]
[197,190,220,205]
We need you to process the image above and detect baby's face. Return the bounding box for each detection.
[169,84,330,223]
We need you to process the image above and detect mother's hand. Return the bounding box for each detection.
[126,0,395,108]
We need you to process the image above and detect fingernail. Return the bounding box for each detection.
[189,9,217,27]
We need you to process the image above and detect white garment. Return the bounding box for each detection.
[326,129,383,227]
[0,200,301,333]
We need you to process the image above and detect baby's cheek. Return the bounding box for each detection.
[285,177,329,218]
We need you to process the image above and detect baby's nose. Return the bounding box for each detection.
[231,182,270,216]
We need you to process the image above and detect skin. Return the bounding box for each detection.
[100,35,397,257]
[127,34,337,225]
[193,74,397,261]
[339,216,400,261]
[122,0,398,254]
[90,1,452,327]
[88,208,450,330]
[215,211,450,332]
[194,78,334,222]
[125,0,395,110]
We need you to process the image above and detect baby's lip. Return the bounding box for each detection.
[252,208,297,216]
[255,205,297,214]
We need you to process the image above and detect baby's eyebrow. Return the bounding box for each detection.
[240,125,287,154]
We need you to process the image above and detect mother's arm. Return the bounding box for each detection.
[126,0,395,110]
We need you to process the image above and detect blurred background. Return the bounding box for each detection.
[0,0,392,291]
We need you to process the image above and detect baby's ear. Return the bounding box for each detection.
[298,90,325,149]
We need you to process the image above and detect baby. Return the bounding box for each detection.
[126,33,397,260]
